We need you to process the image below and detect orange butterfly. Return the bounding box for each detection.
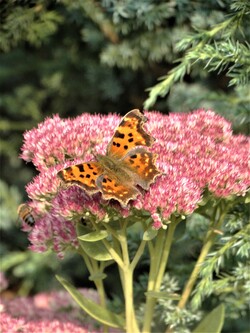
[58,109,161,207]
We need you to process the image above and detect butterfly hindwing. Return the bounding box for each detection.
[96,174,140,206]
[122,148,161,190]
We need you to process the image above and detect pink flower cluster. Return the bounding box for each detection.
[20,109,250,254]
[0,288,104,333]
[21,113,119,172]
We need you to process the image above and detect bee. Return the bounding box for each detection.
[17,204,35,227]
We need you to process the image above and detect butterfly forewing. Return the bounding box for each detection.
[58,162,103,192]
[107,109,155,159]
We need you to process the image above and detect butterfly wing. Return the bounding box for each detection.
[96,173,140,207]
[122,148,161,190]
[107,109,155,159]
[58,162,103,193]
[58,110,161,207]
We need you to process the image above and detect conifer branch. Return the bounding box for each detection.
[144,0,250,109]
[75,0,119,43]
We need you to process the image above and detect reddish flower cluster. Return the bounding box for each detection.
[20,110,250,255]
[0,289,104,333]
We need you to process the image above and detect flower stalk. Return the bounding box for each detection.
[119,229,140,333]
[177,202,228,310]
[177,230,216,310]
[142,221,178,332]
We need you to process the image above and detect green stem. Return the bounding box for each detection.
[142,222,178,333]
[92,223,124,267]
[92,261,107,306]
[78,247,109,332]
[141,228,165,332]
[92,261,109,333]
[142,230,165,333]
[119,231,140,333]
[124,269,140,333]
[130,240,147,271]
[154,222,178,291]
[101,238,124,268]
[177,229,215,309]
[177,206,226,310]
[78,249,107,305]
[78,247,95,274]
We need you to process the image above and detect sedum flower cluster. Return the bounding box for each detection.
[20,110,250,257]
[0,288,105,333]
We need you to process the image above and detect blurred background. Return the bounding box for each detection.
[0,1,249,332]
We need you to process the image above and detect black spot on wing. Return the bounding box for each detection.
[78,165,85,172]
[114,131,125,139]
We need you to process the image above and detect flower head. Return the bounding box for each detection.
[20,109,250,256]
[0,289,102,333]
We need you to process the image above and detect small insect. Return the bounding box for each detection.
[17,204,35,227]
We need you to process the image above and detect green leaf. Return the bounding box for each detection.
[245,195,250,203]
[0,252,28,271]
[143,227,158,240]
[77,224,113,261]
[56,275,125,329]
[79,230,108,242]
[145,291,181,300]
[192,304,225,333]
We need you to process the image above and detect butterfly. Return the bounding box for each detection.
[58,109,161,207]
[17,203,36,227]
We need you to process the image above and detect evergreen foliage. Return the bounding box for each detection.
[0,1,249,332]
[144,0,250,131]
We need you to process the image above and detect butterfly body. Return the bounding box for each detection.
[58,109,161,207]
[96,154,125,174]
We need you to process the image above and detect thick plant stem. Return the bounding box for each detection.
[123,269,140,333]
[78,249,109,332]
[131,240,146,271]
[95,278,109,333]
[154,222,177,291]
[177,230,215,309]
[94,275,107,308]
[142,222,178,333]
[119,232,140,333]
[177,207,227,310]
[142,229,165,332]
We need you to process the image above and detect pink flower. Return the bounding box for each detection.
[28,212,54,253]
[151,213,163,229]
[26,166,61,201]
[21,113,120,172]
[28,212,79,259]
[0,289,103,332]
[20,109,250,255]
[52,186,106,221]
[0,313,26,333]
